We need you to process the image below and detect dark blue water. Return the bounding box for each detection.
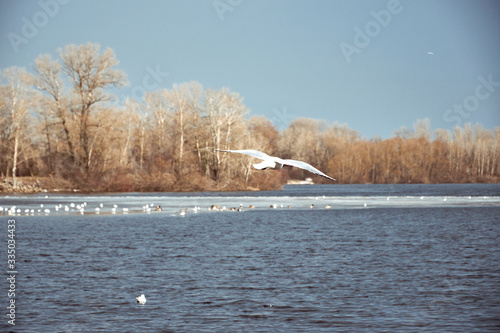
[1,184,500,332]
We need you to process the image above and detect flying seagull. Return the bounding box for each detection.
[214,149,336,181]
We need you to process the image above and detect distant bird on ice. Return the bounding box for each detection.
[214,149,336,181]
[136,294,146,304]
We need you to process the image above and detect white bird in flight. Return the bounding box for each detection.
[214,149,336,181]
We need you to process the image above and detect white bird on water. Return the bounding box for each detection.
[136,294,146,304]
[214,149,336,181]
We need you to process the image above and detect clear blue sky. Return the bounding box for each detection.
[1,0,499,139]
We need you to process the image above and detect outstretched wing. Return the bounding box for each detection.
[282,159,336,181]
[213,149,271,161]
[213,149,336,181]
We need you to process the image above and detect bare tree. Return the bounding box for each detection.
[132,99,149,171]
[0,81,9,176]
[413,118,432,140]
[32,54,76,165]
[203,88,248,181]
[278,118,330,181]
[58,43,128,170]
[1,67,32,188]
[122,99,142,167]
[492,128,500,177]
[145,89,170,170]
[168,82,203,177]
[237,116,279,185]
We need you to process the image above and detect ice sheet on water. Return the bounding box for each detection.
[1,192,499,216]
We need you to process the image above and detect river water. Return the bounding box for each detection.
[1,184,499,332]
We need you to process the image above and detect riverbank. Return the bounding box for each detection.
[2,176,498,194]
[0,177,77,194]
[0,176,282,194]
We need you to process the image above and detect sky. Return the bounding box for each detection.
[1,0,499,139]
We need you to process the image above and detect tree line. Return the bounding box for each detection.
[1,43,499,192]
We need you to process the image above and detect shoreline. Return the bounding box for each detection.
[1,177,498,195]
[0,177,276,195]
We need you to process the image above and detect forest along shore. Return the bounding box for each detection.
[2,43,500,192]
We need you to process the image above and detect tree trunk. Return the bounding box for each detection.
[179,109,184,176]
[12,135,18,189]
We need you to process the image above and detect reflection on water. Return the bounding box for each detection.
[1,184,499,332]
